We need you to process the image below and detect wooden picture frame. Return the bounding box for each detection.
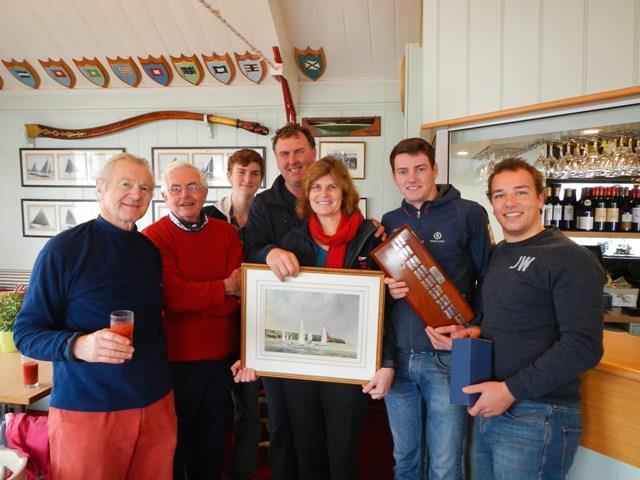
[359,197,368,217]
[152,146,267,188]
[302,116,381,137]
[21,199,100,237]
[241,263,385,384]
[319,141,366,179]
[151,199,217,221]
[20,148,125,187]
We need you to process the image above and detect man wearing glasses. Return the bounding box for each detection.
[143,161,246,480]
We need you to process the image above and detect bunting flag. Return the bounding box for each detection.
[234,51,266,84]
[106,56,142,87]
[170,54,204,86]
[73,57,110,88]
[2,59,40,89]
[39,58,76,88]
[294,47,326,81]
[202,52,235,85]
[138,55,173,86]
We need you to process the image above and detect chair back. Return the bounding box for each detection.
[0,446,27,480]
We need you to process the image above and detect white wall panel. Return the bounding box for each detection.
[540,0,585,101]
[437,0,467,119]
[468,0,502,114]
[422,0,439,122]
[586,0,637,92]
[502,0,540,108]
[0,84,405,269]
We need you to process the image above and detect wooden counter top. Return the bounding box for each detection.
[596,329,640,381]
[581,329,640,467]
[0,351,52,406]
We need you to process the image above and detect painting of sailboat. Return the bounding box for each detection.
[25,204,57,233]
[193,153,225,184]
[263,289,359,359]
[58,153,88,181]
[26,155,54,179]
[302,116,381,137]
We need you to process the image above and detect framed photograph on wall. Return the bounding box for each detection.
[21,199,100,237]
[151,147,267,188]
[319,142,366,179]
[359,197,367,217]
[20,148,125,187]
[241,263,385,384]
[151,199,217,222]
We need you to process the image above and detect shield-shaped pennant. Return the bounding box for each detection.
[106,56,141,87]
[2,59,40,89]
[138,55,173,86]
[170,54,204,86]
[39,58,76,88]
[202,52,235,85]
[294,47,326,81]
[73,57,110,88]
[234,52,266,84]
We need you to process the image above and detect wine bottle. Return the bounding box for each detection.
[606,186,620,232]
[620,187,632,232]
[542,186,553,227]
[577,187,594,231]
[560,188,576,230]
[594,187,607,232]
[550,186,562,228]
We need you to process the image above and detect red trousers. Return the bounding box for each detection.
[48,392,177,480]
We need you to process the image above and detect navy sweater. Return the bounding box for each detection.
[481,228,605,404]
[382,185,492,353]
[14,217,172,411]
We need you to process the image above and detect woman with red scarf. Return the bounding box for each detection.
[273,157,395,480]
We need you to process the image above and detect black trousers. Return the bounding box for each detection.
[171,358,233,480]
[282,378,368,480]
[230,379,262,480]
[262,377,298,480]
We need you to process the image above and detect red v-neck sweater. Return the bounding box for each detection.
[143,216,243,362]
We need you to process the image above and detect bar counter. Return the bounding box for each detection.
[580,329,640,467]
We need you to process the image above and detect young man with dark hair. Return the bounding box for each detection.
[383,137,492,480]
[464,157,604,479]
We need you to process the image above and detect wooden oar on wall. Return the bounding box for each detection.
[25,110,269,139]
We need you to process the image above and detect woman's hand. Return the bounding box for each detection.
[230,359,259,383]
[384,277,409,299]
[362,367,395,399]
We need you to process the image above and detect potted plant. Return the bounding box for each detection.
[0,290,25,353]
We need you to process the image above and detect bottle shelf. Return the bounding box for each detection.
[546,177,640,185]
[562,230,640,239]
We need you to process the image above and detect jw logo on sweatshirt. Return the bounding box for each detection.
[509,256,535,272]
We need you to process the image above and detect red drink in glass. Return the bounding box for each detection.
[109,322,134,343]
[22,360,39,387]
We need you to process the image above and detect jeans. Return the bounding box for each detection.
[384,350,466,480]
[474,401,582,480]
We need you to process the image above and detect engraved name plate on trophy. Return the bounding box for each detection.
[371,225,475,328]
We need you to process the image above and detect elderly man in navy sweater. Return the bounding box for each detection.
[14,153,176,480]
[464,157,604,480]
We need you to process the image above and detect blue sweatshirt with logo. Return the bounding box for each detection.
[381,184,492,353]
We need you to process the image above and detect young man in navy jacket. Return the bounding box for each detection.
[383,138,492,480]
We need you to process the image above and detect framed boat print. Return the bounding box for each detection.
[20,148,125,187]
[21,199,100,237]
[152,146,267,188]
[319,141,366,179]
[241,263,385,384]
[152,199,217,221]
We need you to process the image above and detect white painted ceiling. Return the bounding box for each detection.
[0,0,421,91]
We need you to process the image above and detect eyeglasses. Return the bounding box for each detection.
[166,184,206,195]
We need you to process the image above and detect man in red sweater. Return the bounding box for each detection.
[143,161,243,480]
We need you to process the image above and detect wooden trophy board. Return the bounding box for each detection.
[371,225,475,328]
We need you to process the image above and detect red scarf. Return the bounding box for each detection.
[308,211,364,268]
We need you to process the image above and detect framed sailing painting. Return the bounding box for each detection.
[20,148,125,187]
[151,146,267,188]
[21,199,100,237]
[241,263,385,384]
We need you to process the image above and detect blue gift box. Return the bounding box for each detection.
[450,338,492,406]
